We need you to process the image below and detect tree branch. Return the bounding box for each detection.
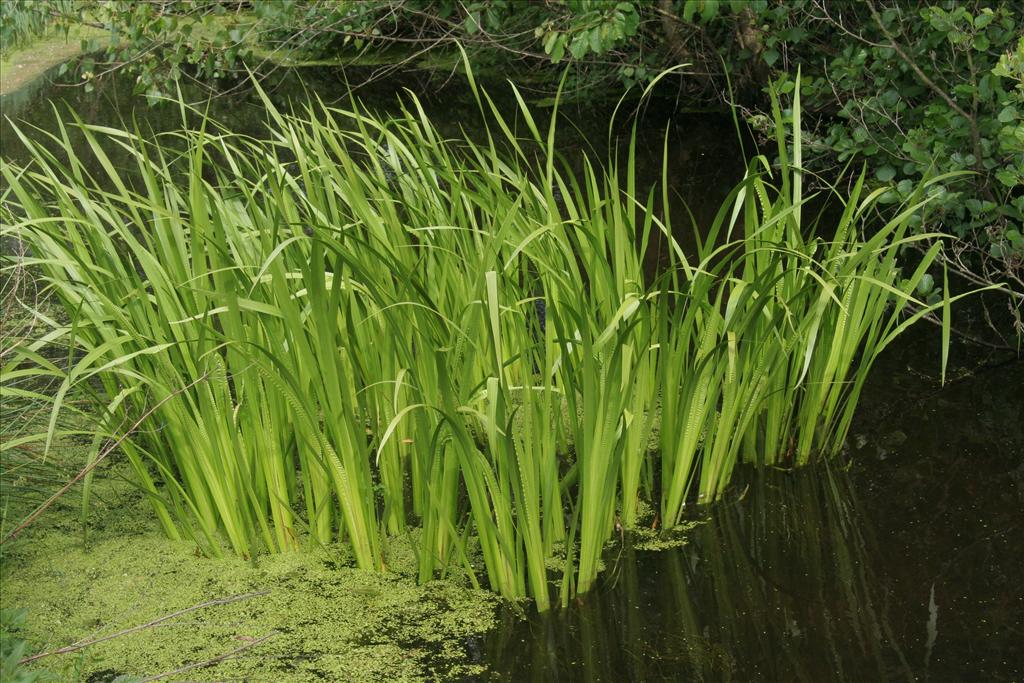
[865,1,989,191]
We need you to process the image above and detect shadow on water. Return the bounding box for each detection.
[479,462,917,682]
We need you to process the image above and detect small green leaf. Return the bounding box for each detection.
[875,165,896,182]
[916,273,935,295]
[542,31,558,55]
[699,0,720,23]
[551,34,567,62]
[682,0,699,23]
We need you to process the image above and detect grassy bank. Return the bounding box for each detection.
[0,25,105,97]
[0,13,434,103]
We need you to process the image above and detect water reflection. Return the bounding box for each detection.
[479,327,1024,682]
[482,464,917,682]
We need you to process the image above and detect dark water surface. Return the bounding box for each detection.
[479,322,1023,682]
[2,67,1021,682]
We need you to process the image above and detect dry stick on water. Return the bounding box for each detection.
[140,631,279,682]
[0,373,210,545]
[18,590,270,665]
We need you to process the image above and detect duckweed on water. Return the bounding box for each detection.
[1,463,497,682]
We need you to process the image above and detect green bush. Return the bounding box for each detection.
[779,4,1023,325]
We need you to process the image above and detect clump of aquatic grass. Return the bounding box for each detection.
[0,67,981,610]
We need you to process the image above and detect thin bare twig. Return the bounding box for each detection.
[140,630,279,682]
[18,591,270,665]
[865,0,989,194]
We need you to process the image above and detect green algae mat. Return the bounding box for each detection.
[1,463,497,682]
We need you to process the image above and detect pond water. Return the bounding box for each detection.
[479,320,1023,681]
[2,66,1021,682]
